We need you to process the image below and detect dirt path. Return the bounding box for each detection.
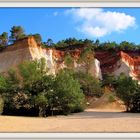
[0,109,140,132]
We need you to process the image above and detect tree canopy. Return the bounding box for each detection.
[0,25,140,52]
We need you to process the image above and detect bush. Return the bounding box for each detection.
[116,74,140,112]
[53,70,85,114]
[0,59,86,117]
[0,96,4,115]
[34,93,48,117]
[74,72,102,97]
[108,93,116,103]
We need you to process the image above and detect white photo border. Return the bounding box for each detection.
[0,1,140,139]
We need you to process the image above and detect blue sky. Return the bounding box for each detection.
[0,8,140,44]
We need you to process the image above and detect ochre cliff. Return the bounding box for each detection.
[0,36,102,79]
[1,36,140,81]
[95,50,140,81]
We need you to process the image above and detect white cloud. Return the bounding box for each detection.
[66,8,136,37]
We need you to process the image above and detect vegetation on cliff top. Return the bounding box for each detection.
[0,25,140,52]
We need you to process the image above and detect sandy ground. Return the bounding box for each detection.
[0,109,140,132]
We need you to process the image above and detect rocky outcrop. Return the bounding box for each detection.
[0,36,102,79]
[120,51,140,81]
[95,50,140,81]
[2,36,140,81]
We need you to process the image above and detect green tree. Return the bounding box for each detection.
[9,26,26,43]
[83,39,93,48]
[102,73,116,87]
[101,41,118,50]
[78,46,94,74]
[0,69,21,114]
[0,95,4,115]
[46,38,54,47]
[18,58,48,88]
[116,74,140,112]
[33,34,42,44]
[64,53,74,69]
[74,72,102,97]
[119,41,136,51]
[0,32,8,50]
[93,39,100,50]
[34,93,48,117]
[54,70,85,114]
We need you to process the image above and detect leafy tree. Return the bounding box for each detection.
[18,58,48,88]
[0,58,86,116]
[116,74,140,112]
[101,41,118,50]
[0,95,4,115]
[0,69,21,114]
[33,34,42,44]
[53,69,85,114]
[102,73,116,87]
[78,46,94,74]
[119,41,136,51]
[64,53,74,69]
[46,38,54,47]
[0,32,8,50]
[34,93,48,117]
[83,39,93,48]
[9,26,26,43]
[74,72,102,97]
[65,38,78,46]
[55,40,67,48]
[95,39,100,47]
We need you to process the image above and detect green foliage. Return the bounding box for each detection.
[0,59,86,117]
[116,74,140,112]
[0,32,8,50]
[54,70,85,114]
[0,25,140,51]
[119,41,136,51]
[6,68,20,93]
[64,54,74,69]
[0,75,8,92]
[34,93,48,117]
[18,58,48,87]
[74,72,102,97]
[33,34,42,44]
[100,41,118,51]
[9,26,26,43]
[46,38,54,47]
[0,96,4,115]
[102,73,116,87]
[55,38,85,49]
[78,46,94,73]
[108,93,116,103]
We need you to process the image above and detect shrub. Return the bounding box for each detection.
[0,59,86,117]
[116,74,140,112]
[108,93,116,103]
[74,72,102,97]
[0,96,4,115]
[34,93,48,117]
[53,70,85,114]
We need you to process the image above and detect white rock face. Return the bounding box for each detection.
[113,58,138,82]
[0,36,102,80]
[113,59,130,77]
[74,58,102,80]
[94,59,102,80]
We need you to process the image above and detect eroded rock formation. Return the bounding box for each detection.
[95,50,140,81]
[0,36,102,79]
[1,36,140,81]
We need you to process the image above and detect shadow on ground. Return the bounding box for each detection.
[60,109,140,119]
